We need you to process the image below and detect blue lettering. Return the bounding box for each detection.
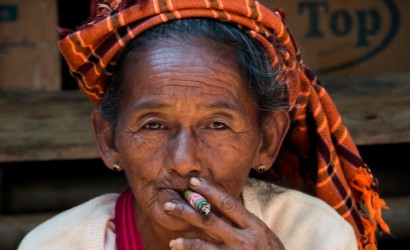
[299,1,329,37]
[356,9,381,46]
[0,5,18,22]
[330,10,352,36]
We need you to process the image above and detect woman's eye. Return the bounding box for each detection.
[208,122,228,130]
[143,122,166,130]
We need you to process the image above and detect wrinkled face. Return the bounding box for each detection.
[113,37,263,231]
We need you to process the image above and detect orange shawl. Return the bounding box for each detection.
[58,0,390,249]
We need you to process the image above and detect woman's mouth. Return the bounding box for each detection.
[162,188,185,201]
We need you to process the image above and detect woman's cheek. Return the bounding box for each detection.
[122,131,167,152]
[119,133,167,171]
[202,132,255,161]
[202,133,257,192]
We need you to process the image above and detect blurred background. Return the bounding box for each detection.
[0,0,409,249]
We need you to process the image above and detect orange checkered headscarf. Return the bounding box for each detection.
[58,0,389,249]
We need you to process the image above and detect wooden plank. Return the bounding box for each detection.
[0,0,61,91]
[3,175,127,213]
[0,212,56,250]
[0,168,3,212]
[0,90,99,162]
[332,93,410,145]
[0,73,409,162]
[377,196,410,241]
[323,73,410,145]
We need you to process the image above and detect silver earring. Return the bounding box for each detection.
[112,162,122,172]
[257,164,266,173]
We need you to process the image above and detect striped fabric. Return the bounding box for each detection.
[58,0,389,249]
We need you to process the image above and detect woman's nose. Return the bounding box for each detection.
[167,128,201,176]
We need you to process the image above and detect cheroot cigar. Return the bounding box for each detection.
[182,190,211,215]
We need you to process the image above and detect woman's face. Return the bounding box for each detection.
[103,37,267,232]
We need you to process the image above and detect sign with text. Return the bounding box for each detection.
[0,0,61,90]
[260,0,409,76]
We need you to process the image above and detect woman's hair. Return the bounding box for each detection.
[99,18,288,126]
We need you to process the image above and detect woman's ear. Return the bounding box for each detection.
[91,109,119,169]
[256,109,290,170]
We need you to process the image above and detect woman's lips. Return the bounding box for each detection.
[162,188,185,201]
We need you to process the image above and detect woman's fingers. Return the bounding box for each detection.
[164,200,238,242]
[188,177,253,229]
[164,177,285,250]
[169,238,220,250]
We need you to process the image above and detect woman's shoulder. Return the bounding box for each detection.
[18,193,119,250]
[243,178,346,223]
[243,178,357,250]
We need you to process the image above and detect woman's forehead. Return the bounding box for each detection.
[119,37,256,113]
[125,36,235,67]
[123,38,244,92]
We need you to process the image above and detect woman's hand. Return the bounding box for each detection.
[164,177,285,250]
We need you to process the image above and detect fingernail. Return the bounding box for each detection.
[164,201,176,212]
[169,238,183,248]
[169,239,176,248]
[190,177,201,187]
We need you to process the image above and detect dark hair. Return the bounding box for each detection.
[100,18,288,126]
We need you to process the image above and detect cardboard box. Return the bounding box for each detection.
[0,0,60,90]
[260,0,410,76]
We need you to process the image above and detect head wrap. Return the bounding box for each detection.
[58,0,390,249]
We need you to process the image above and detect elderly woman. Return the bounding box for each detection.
[18,0,389,249]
